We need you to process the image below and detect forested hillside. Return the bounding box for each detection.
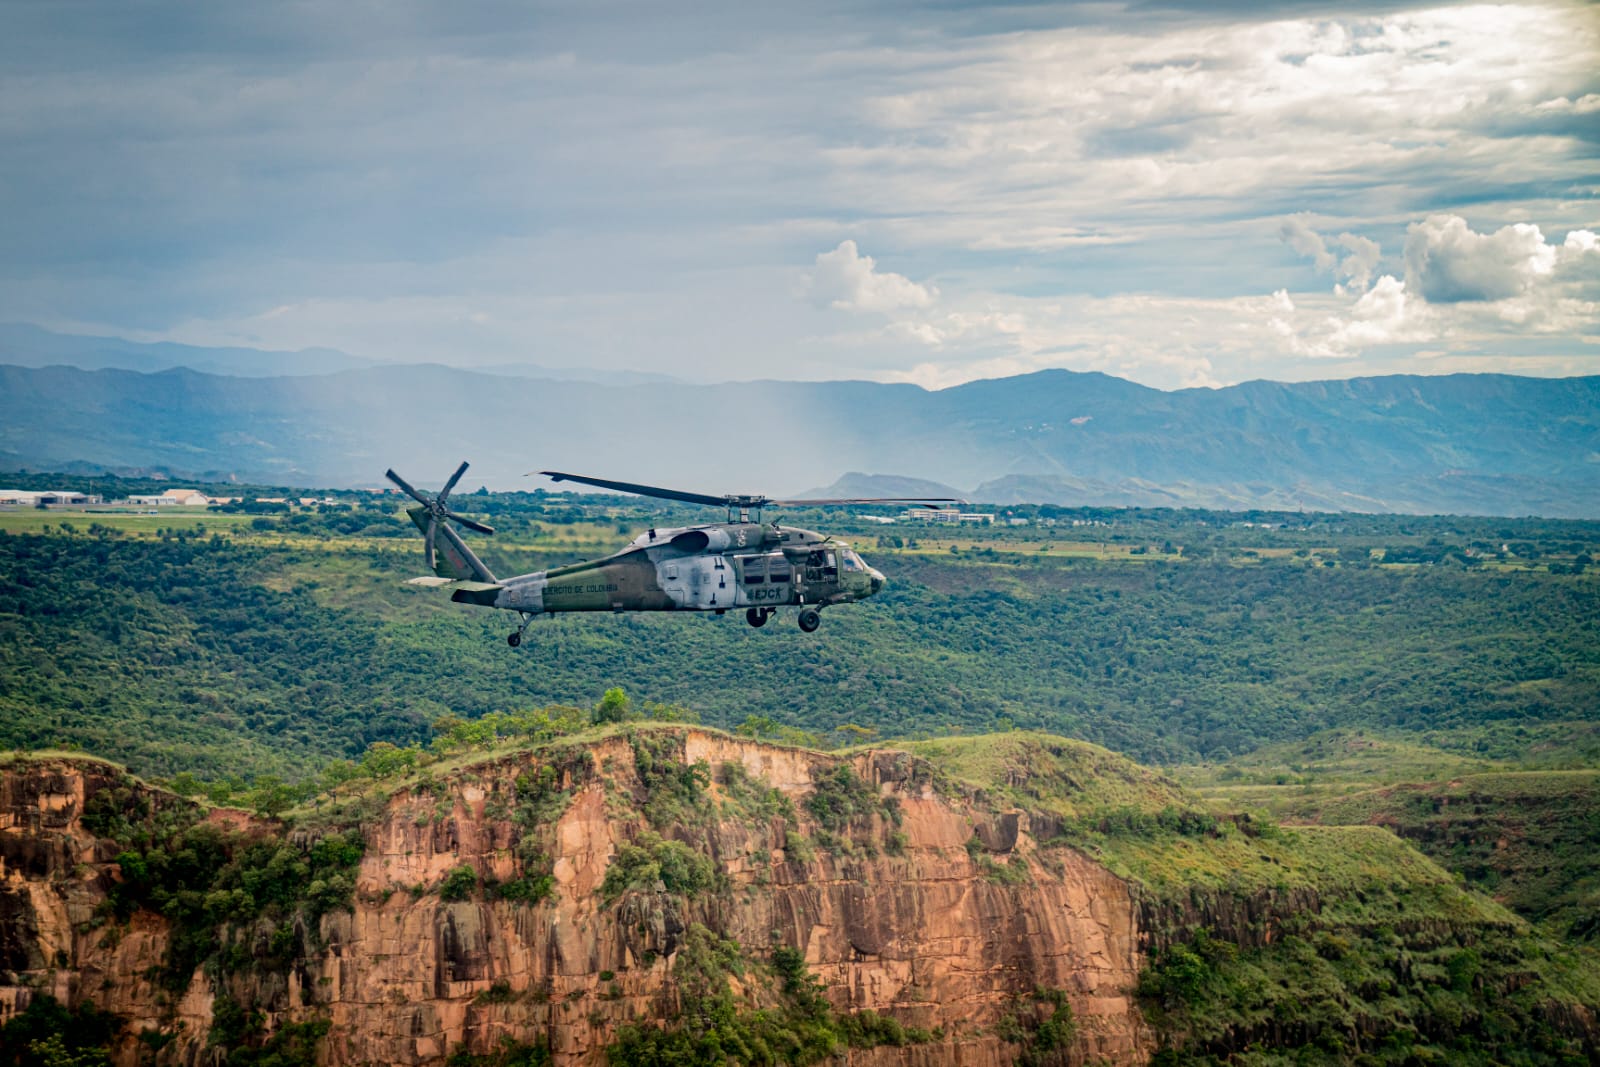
[3,489,1596,783]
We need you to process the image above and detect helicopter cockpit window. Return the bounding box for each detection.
[841,549,866,573]
[806,549,838,578]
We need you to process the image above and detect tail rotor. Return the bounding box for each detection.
[385,461,496,572]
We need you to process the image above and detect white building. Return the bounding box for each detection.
[127,489,212,506]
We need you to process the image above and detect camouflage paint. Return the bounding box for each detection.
[434,519,886,622]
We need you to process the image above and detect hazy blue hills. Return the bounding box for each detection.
[0,323,678,385]
[0,322,373,378]
[3,359,1598,516]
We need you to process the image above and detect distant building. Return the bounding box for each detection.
[128,489,211,506]
[0,489,99,505]
[902,507,995,525]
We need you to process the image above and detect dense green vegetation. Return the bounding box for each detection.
[0,994,118,1067]
[1179,731,1600,942]
[2,492,1596,783]
[84,780,365,989]
[1310,771,1599,939]
[1137,923,1597,1066]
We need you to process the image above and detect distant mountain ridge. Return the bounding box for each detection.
[0,323,681,385]
[0,322,372,377]
[2,358,1598,516]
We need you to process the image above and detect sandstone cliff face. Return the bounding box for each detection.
[0,735,1152,1066]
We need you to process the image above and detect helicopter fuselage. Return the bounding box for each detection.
[455,521,885,617]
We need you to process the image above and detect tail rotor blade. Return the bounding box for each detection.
[443,510,495,536]
[438,461,469,506]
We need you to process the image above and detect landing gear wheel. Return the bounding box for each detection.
[746,607,770,628]
[507,631,522,648]
[797,608,821,633]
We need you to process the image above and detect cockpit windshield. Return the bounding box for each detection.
[840,548,867,573]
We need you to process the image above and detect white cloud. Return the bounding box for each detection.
[1325,275,1421,352]
[1534,93,1600,113]
[801,241,936,314]
[1280,215,1382,293]
[1334,234,1382,294]
[1259,209,1599,368]
[7,2,1600,389]
[1280,216,1335,273]
[1403,214,1561,303]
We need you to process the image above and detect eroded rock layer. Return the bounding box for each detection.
[0,734,1152,1066]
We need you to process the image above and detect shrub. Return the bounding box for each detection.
[601,832,721,901]
[439,864,479,902]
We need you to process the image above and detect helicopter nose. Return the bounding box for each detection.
[868,568,886,595]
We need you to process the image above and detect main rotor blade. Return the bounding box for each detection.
[537,471,738,509]
[438,460,469,506]
[385,468,431,506]
[425,515,438,571]
[770,497,969,507]
[442,509,495,536]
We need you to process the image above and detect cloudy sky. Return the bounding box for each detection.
[2,0,1597,390]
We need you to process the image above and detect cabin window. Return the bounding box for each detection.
[743,557,765,584]
[768,556,792,582]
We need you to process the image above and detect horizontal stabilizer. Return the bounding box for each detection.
[405,576,503,593]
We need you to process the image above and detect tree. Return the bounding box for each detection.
[593,687,633,725]
[737,715,778,740]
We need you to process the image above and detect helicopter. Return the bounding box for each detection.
[384,462,965,645]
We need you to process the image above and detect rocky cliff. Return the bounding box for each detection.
[0,733,1152,1066]
[5,730,1597,1067]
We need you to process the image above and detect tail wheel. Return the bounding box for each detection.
[746,608,769,628]
[797,609,821,633]
[507,632,522,648]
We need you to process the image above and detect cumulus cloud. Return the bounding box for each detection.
[801,241,936,314]
[1262,208,1600,370]
[1326,275,1417,351]
[1403,215,1562,303]
[1265,271,1429,361]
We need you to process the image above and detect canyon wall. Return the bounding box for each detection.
[0,734,1153,1066]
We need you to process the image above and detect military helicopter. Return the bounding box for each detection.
[385,462,964,645]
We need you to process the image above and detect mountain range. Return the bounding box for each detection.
[4,328,1599,516]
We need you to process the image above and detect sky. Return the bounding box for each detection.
[1,0,1597,390]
